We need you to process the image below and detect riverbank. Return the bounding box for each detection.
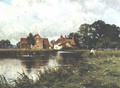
[1,48,120,58]
[0,50,120,88]
[0,49,87,58]
[0,49,58,58]
[1,55,120,88]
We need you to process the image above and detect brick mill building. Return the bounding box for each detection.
[19,38,28,49]
[19,34,50,49]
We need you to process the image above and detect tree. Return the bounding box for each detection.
[27,33,35,48]
[5,40,10,46]
[69,20,120,49]
[78,23,96,49]
[16,42,20,48]
[0,40,5,48]
[0,39,12,48]
[73,33,82,48]
[91,20,120,49]
[68,32,75,39]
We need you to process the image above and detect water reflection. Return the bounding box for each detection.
[0,51,81,81]
[21,59,48,73]
[0,58,26,80]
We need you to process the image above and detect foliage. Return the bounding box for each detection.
[69,20,120,49]
[73,33,81,48]
[0,75,12,88]
[16,42,20,48]
[27,33,35,48]
[0,39,12,48]
[68,32,74,39]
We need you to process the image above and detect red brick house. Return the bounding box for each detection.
[20,38,28,49]
[19,34,50,49]
[32,34,44,49]
[32,34,50,49]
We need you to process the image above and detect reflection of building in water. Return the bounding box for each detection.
[48,52,62,64]
[56,52,62,60]
[21,60,34,73]
[21,59,48,72]
[47,59,59,69]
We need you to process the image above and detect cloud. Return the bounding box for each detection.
[0,0,120,44]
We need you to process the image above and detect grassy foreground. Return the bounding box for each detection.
[1,50,120,88]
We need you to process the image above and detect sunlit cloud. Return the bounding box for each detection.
[0,0,120,44]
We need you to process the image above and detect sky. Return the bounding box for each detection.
[0,0,120,45]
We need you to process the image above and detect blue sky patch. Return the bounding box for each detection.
[1,0,12,4]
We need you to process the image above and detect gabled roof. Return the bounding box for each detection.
[55,36,76,46]
[34,34,42,39]
[56,36,66,44]
[20,38,27,43]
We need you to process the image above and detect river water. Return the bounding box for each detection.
[0,51,81,81]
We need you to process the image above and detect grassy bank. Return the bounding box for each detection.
[1,50,120,88]
[77,50,120,58]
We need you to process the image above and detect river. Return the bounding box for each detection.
[0,51,81,81]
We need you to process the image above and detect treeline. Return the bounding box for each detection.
[68,20,120,49]
[0,39,13,48]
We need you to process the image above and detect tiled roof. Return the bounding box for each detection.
[56,36,76,46]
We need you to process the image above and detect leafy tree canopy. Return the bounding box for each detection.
[69,20,120,49]
[0,39,12,48]
[27,33,35,47]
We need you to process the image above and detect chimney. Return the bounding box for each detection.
[60,35,63,38]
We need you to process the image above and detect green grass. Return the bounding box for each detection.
[85,56,120,87]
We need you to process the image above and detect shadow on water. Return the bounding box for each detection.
[58,50,82,65]
[21,57,49,73]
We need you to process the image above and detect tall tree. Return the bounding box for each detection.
[5,40,10,46]
[74,33,81,48]
[27,33,35,48]
[16,42,20,48]
[68,32,75,39]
